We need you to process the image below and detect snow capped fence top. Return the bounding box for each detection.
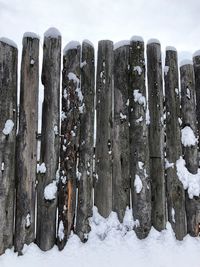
[1,29,200,256]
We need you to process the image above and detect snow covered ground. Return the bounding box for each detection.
[1,207,200,267]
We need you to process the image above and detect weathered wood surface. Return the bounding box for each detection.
[75,41,95,241]
[164,49,187,240]
[147,41,166,231]
[36,30,61,251]
[0,40,18,255]
[94,40,114,218]
[14,34,39,254]
[180,63,198,173]
[180,63,200,236]
[58,42,81,250]
[113,44,130,223]
[129,39,151,238]
[193,54,200,143]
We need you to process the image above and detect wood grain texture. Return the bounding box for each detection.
[113,44,130,223]
[0,40,18,255]
[36,33,61,251]
[130,40,151,238]
[164,49,187,240]
[147,42,166,231]
[94,40,114,218]
[14,35,39,254]
[75,41,95,241]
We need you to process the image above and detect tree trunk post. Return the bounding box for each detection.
[147,40,166,231]
[129,37,151,237]
[113,43,130,223]
[75,40,95,241]
[94,40,114,218]
[58,41,81,250]
[14,33,39,254]
[164,48,187,240]
[193,52,200,145]
[0,38,18,255]
[180,62,200,236]
[36,28,61,251]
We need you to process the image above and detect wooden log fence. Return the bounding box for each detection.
[1,29,200,255]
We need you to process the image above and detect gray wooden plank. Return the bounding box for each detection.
[36,29,61,251]
[113,44,130,223]
[130,38,151,238]
[147,41,166,231]
[164,48,187,240]
[14,34,39,254]
[75,40,95,241]
[94,40,114,218]
[0,39,18,255]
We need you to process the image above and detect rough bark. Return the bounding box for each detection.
[94,40,114,218]
[113,44,130,223]
[164,49,187,240]
[129,39,151,238]
[75,41,95,241]
[14,35,39,254]
[58,42,81,250]
[180,63,200,236]
[147,41,166,231]
[0,40,18,255]
[36,33,61,251]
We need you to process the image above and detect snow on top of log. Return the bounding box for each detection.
[63,41,80,53]
[23,32,40,39]
[114,40,130,50]
[83,39,94,47]
[193,50,200,58]
[0,37,18,49]
[147,38,160,45]
[130,35,144,42]
[44,27,61,38]
[179,59,193,67]
[166,46,177,52]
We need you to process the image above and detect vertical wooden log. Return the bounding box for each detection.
[113,42,130,223]
[75,40,95,241]
[180,61,200,236]
[95,40,113,218]
[164,47,187,240]
[0,38,17,255]
[57,41,81,250]
[147,40,166,231]
[14,33,39,254]
[129,37,151,238]
[36,28,61,251]
[193,52,200,142]
[180,62,198,173]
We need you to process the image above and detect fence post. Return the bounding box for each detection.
[0,38,18,255]
[129,37,151,238]
[180,62,200,236]
[147,40,166,231]
[113,42,130,222]
[36,28,61,251]
[14,33,39,254]
[164,48,187,240]
[94,40,114,218]
[57,41,81,250]
[193,52,200,143]
[75,40,95,241]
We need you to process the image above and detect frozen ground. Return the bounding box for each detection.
[1,207,200,267]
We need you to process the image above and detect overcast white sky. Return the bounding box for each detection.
[0,0,200,59]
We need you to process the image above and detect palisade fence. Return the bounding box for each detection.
[0,27,200,256]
